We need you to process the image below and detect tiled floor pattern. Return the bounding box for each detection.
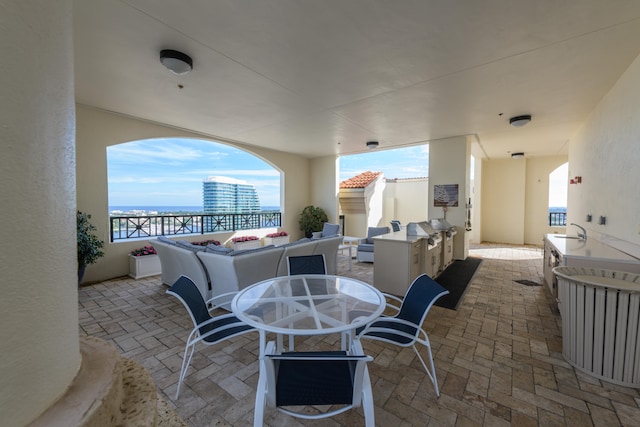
[78,243,640,426]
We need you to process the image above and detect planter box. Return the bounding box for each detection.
[230,240,261,251]
[263,236,290,246]
[129,254,161,279]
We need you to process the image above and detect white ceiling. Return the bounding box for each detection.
[73,0,640,159]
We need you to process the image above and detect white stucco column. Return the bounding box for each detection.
[428,136,472,260]
[0,1,80,426]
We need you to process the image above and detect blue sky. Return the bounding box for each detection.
[107,138,430,207]
[107,138,566,208]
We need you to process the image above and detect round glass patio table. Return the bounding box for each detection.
[231,275,385,339]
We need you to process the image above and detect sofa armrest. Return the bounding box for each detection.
[152,239,182,286]
[311,236,342,275]
[197,251,242,296]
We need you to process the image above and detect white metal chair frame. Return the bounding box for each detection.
[166,276,256,399]
[357,274,449,396]
[254,339,374,426]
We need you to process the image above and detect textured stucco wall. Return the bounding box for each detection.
[76,106,311,282]
[568,53,640,255]
[310,156,340,223]
[481,158,527,244]
[0,1,81,425]
[481,156,568,246]
[385,179,429,224]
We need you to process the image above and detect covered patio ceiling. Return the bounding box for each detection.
[73,1,640,159]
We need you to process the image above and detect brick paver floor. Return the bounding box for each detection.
[78,243,640,426]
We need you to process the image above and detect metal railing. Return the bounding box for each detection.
[548,211,567,226]
[110,211,282,242]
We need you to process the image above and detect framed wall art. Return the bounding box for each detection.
[434,184,459,207]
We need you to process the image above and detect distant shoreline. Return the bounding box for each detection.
[109,205,280,214]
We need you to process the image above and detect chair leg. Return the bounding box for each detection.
[288,333,295,351]
[412,344,440,397]
[253,361,268,427]
[175,343,195,399]
[362,366,375,427]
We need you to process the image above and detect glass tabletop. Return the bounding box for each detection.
[231,275,385,335]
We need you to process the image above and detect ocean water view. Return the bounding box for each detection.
[109,205,280,215]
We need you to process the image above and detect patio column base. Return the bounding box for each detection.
[28,336,184,427]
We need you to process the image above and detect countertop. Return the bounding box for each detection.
[545,234,640,264]
[373,229,441,249]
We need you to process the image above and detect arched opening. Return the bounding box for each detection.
[106,137,282,240]
[548,163,568,226]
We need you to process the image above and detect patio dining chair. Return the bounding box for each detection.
[166,275,256,399]
[356,226,390,263]
[286,254,328,350]
[287,254,327,275]
[356,273,449,396]
[254,339,374,426]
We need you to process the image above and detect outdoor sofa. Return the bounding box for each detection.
[152,235,342,301]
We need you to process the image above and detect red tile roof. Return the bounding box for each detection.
[340,171,382,189]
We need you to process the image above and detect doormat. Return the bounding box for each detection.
[435,257,483,310]
[514,279,541,286]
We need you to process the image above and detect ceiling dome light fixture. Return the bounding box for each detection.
[160,49,193,75]
[366,140,379,149]
[509,115,532,127]
[511,152,525,159]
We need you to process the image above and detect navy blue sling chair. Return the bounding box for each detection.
[357,273,449,396]
[166,275,256,399]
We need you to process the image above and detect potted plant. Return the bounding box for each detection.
[230,235,261,250]
[264,231,289,246]
[129,245,161,280]
[299,205,328,238]
[77,210,105,285]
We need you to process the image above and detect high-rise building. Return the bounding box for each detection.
[203,176,261,213]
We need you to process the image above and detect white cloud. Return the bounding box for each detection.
[183,168,280,178]
[108,139,231,165]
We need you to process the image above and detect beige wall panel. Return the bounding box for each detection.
[481,158,526,244]
[392,179,429,223]
[76,106,310,282]
[310,156,340,223]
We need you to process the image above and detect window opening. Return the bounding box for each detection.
[548,163,568,226]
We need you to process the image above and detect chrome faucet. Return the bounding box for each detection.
[570,223,587,240]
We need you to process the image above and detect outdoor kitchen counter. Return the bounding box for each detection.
[373,229,442,295]
[545,234,640,264]
[543,234,640,298]
[373,229,420,242]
